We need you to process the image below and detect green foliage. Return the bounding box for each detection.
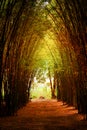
[30,85,51,99]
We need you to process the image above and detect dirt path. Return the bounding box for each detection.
[0,99,87,130]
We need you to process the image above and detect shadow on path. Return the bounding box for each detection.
[0,99,87,130]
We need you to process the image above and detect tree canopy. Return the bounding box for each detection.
[0,0,87,118]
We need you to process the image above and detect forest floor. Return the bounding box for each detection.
[0,99,87,130]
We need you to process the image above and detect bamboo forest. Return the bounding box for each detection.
[0,0,87,129]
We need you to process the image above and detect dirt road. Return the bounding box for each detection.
[0,99,87,130]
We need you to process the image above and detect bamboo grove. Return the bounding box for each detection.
[0,0,87,119]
